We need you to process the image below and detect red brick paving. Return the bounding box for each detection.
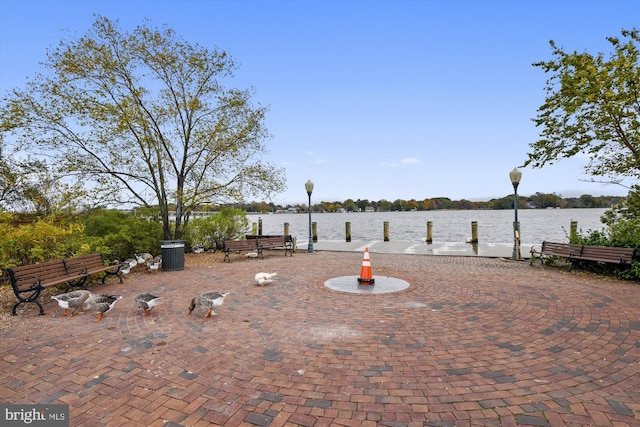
[1,251,639,426]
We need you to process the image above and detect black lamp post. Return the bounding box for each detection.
[305,179,314,253]
[509,167,522,260]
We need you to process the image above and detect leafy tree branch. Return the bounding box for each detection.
[1,16,285,239]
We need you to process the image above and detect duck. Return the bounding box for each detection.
[135,293,163,315]
[135,253,153,265]
[188,291,229,318]
[51,290,91,317]
[254,272,277,286]
[123,258,138,269]
[72,294,123,322]
[147,256,162,272]
[119,264,132,276]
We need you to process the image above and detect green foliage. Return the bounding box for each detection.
[0,209,164,271]
[569,187,640,280]
[186,207,249,250]
[0,215,86,269]
[595,188,640,249]
[79,208,163,259]
[526,28,640,182]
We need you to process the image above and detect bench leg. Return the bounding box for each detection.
[12,298,45,316]
[223,250,231,263]
[530,255,542,266]
[102,269,123,284]
[529,248,543,265]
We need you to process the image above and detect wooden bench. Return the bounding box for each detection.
[575,245,636,266]
[223,239,259,262]
[6,253,123,316]
[223,235,294,262]
[256,235,293,257]
[530,241,582,265]
[530,241,636,271]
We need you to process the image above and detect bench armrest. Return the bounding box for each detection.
[13,274,43,288]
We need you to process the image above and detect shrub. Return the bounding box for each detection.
[0,214,85,269]
[187,207,249,251]
[80,208,163,259]
[569,188,640,281]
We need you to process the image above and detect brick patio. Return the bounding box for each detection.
[1,251,639,426]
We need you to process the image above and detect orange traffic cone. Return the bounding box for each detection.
[357,247,375,285]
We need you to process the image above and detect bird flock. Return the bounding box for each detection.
[118,253,163,277]
[49,266,279,321]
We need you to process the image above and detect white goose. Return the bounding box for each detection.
[254,272,277,286]
[119,264,132,276]
[123,258,138,269]
[147,256,162,272]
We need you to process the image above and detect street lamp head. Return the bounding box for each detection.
[305,179,314,195]
[509,167,522,186]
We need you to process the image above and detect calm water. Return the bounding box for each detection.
[250,209,609,245]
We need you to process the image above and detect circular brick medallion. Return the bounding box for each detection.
[324,275,410,293]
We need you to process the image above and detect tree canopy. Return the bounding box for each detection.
[1,16,286,239]
[525,28,640,186]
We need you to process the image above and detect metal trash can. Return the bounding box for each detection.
[160,240,185,271]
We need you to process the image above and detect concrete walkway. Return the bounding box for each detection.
[308,240,534,258]
[1,250,638,426]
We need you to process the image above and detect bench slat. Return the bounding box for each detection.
[257,236,293,257]
[63,253,121,279]
[257,236,286,247]
[9,260,70,289]
[577,246,635,264]
[225,240,258,250]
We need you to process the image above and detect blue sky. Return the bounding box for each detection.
[1,0,638,205]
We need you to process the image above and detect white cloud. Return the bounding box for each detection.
[401,157,421,165]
